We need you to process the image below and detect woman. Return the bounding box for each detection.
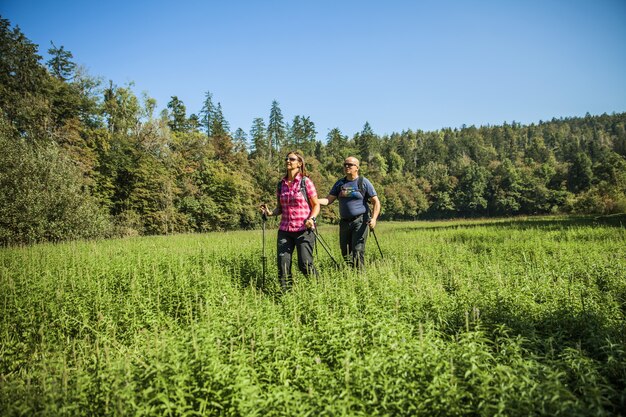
[260,151,320,291]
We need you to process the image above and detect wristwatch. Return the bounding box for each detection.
[308,217,316,224]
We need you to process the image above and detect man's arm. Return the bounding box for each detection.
[368,196,381,229]
[318,194,337,206]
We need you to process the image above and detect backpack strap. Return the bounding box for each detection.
[358,176,371,217]
[300,176,312,211]
[357,176,366,199]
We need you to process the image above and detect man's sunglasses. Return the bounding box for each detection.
[343,163,357,168]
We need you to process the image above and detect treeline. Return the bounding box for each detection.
[1,17,625,245]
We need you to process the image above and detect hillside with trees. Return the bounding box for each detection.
[2,17,625,245]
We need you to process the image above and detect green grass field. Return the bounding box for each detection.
[1,216,625,416]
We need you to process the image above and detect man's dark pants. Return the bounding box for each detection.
[339,214,368,269]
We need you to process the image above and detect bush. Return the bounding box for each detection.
[0,134,110,245]
[571,185,626,215]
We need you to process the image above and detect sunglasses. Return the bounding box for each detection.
[285,157,299,162]
[343,163,357,168]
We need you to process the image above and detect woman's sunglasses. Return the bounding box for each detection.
[285,157,299,162]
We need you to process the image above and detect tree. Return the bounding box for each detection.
[187,113,200,131]
[415,131,448,169]
[568,152,593,193]
[166,96,188,132]
[103,82,141,134]
[250,117,268,159]
[289,115,317,154]
[355,122,377,163]
[387,151,405,175]
[233,128,248,154]
[454,161,489,215]
[179,160,257,231]
[419,161,457,216]
[46,42,76,81]
[526,133,551,163]
[489,159,522,214]
[326,128,347,154]
[381,172,428,219]
[210,102,230,138]
[267,100,286,161]
[127,149,179,235]
[198,91,215,137]
[0,17,51,140]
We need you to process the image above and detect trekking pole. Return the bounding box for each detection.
[261,212,268,288]
[313,228,340,267]
[370,228,384,260]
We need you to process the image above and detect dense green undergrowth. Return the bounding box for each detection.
[1,216,625,416]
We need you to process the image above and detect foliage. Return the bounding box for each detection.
[1,16,626,245]
[1,217,625,415]
[0,134,110,245]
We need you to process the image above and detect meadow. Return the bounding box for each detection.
[1,216,625,416]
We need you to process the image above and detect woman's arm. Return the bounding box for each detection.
[305,195,321,229]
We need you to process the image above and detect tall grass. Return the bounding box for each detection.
[1,216,625,416]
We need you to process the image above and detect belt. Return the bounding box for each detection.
[341,213,364,222]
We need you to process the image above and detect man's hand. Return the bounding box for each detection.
[368,218,377,230]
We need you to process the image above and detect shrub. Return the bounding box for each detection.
[0,134,110,245]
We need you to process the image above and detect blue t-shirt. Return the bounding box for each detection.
[329,176,377,219]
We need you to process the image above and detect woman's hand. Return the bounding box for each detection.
[259,204,271,217]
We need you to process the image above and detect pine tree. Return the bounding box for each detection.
[199,91,215,137]
[0,17,51,139]
[355,121,377,163]
[167,96,188,132]
[289,115,317,155]
[46,42,76,81]
[233,128,248,153]
[250,117,268,159]
[267,100,286,161]
[210,102,230,137]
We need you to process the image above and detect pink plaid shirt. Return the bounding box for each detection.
[278,173,317,232]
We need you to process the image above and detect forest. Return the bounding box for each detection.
[2,16,626,245]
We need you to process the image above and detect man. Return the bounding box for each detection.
[318,156,381,269]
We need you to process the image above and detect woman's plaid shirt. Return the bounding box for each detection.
[278,173,317,232]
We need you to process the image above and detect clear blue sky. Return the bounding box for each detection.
[3,0,626,140]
